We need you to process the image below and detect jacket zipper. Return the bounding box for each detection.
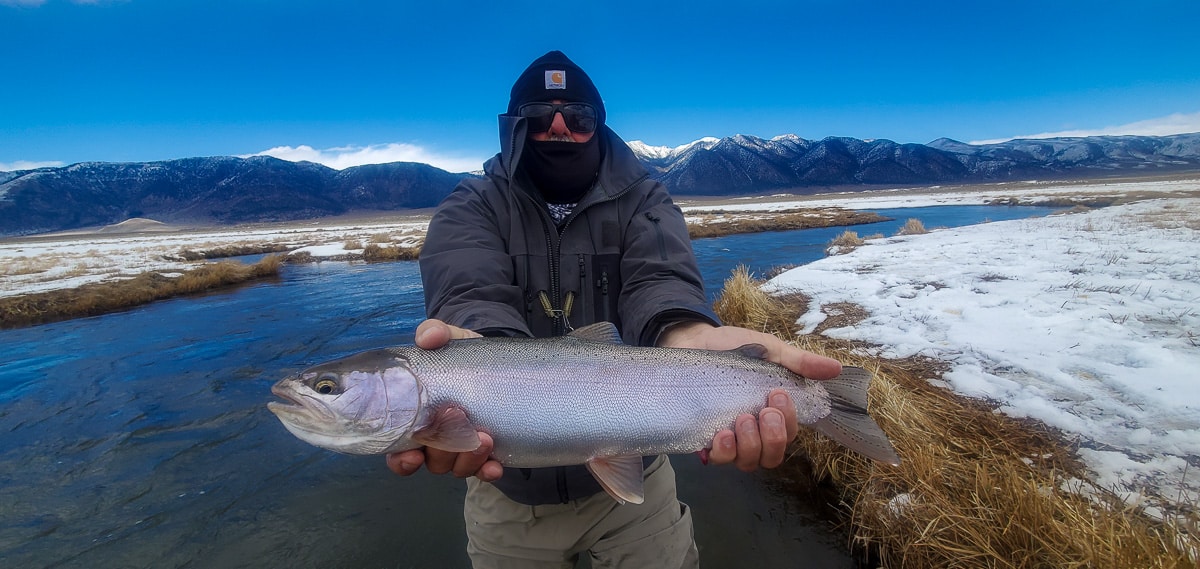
[644,211,668,261]
[598,268,610,323]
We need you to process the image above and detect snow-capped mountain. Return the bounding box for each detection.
[2,133,1198,236]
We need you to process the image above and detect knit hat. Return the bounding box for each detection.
[507,50,606,127]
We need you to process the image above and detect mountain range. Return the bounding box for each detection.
[2,133,1198,236]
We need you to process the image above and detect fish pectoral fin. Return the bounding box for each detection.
[586,455,646,505]
[567,322,623,344]
[410,407,482,453]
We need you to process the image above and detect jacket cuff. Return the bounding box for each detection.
[640,308,721,347]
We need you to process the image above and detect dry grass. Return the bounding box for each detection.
[361,244,421,262]
[713,266,1198,568]
[0,256,284,329]
[688,209,888,239]
[176,243,293,261]
[827,230,866,255]
[1,256,58,276]
[896,218,928,236]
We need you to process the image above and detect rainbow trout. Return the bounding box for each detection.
[268,322,900,504]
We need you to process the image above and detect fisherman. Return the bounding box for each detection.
[386,50,844,568]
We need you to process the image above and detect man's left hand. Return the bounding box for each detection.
[657,321,842,471]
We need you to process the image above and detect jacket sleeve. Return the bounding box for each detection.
[419,180,533,338]
[618,181,721,346]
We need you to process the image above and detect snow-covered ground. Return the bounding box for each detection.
[0,217,426,297]
[3,177,1197,516]
[681,177,1200,211]
[765,183,1200,516]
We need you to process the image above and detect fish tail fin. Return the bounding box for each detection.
[810,366,901,466]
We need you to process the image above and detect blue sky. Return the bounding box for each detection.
[3,0,1199,173]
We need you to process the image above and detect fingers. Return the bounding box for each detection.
[415,319,482,350]
[706,392,797,472]
[768,389,799,442]
[386,449,426,476]
[656,323,843,381]
[707,428,737,466]
[733,415,763,472]
[386,433,503,482]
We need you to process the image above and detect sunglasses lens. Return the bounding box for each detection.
[562,104,597,133]
[518,103,556,132]
[518,103,597,134]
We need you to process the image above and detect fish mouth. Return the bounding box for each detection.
[267,381,336,425]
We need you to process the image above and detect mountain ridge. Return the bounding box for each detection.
[3,133,1199,236]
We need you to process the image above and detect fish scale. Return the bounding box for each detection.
[396,334,833,465]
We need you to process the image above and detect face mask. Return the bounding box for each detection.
[520,134,602,204]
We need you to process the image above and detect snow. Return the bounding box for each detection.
[627,137,721,161]
[0,217,427,297]
[681,177,1200,212]
[764,186,1200,513]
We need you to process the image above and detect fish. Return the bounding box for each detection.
[268,321,900,504]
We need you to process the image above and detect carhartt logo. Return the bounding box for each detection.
[545,70,566,89]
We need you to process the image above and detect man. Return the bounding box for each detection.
[387,51,843,568]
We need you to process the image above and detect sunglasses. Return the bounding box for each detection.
[517,102,598,134]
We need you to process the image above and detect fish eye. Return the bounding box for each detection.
[314,375,339,395]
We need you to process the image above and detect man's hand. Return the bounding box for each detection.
[385,319,504,482]
[658,321,842,472]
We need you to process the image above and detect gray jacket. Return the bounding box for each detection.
[419,115,719,504]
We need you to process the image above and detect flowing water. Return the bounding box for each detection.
[0,205,1063,568]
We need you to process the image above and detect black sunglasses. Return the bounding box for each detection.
[517,102,598,134]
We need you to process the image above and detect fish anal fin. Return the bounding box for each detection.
[586,455,646,505]
[410,407,481,453]
[731,343,769,360]
[567,322,624,344]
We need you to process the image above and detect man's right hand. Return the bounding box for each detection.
[384,319,505,482]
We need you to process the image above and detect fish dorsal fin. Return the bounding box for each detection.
[731,343,769,360]
[567,322,623,344]
[410,407,481,453]
[585,455,646,505]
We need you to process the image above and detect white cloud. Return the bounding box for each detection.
[242,143,486,173]
[971,111,1200,145]
[0,160,65,172]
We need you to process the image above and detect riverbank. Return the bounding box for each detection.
[724,185,1200,566]
[723,270,1197,567]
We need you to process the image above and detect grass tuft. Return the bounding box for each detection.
[896,218,928,235]
[361,244,421,262]
[713,266,1199,568]
[827,230,866,255]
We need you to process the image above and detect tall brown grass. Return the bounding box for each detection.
[713,266,1198,568]
[688,209,888,239]
[0,256,284,329]
[827,230,866,255]
[896,218,928,235]
[176,243,293,261]
[361,244,421,262]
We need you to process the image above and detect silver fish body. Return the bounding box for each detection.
[268,322,900,503]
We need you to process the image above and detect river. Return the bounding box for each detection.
[0,205,1063,568]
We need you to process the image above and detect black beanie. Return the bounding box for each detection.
[507,51,606,127]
